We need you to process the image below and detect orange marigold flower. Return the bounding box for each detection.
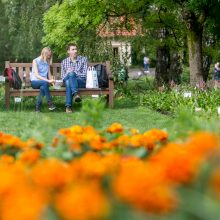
[31,159,73,189]
[1,186,48,220]
[0,162,28,196]
[89,135,107,150]
[0,155,15,164]
[18,149,41,165]
[143,129,168,142]
[107,123,124,134]
[187,132,219,157]
[114,159,177,213]
[83,125,97,135]
[0,132,28,150]
[129,134,144,148]
[55,181,109,220]
[114,135,130,148]
[149,143,200,184]
[70,152,120,179]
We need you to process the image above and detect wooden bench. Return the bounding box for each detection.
[4,61,114,108]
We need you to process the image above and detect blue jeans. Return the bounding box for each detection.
[63,72,86,107]
[144,63,149,71]
[31,80,52,108]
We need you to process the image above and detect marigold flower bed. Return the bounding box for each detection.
[0,124,220,219]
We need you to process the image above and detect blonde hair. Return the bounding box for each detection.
[40,47,53,64]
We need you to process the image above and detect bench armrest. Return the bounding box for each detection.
[105,61,114,81]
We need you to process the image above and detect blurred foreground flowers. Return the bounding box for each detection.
[0,124,220,220]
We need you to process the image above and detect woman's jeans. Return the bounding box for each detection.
[31,80,52,108]
[63,72,86,107]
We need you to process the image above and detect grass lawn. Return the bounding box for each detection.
[0,103,174,145]
[1,79,220,146]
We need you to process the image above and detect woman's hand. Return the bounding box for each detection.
[48,79,55,84]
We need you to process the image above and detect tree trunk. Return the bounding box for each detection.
[187,25,204,86]
[169,53,182,84]
[155,45,170,86]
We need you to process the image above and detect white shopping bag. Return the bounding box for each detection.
[86,67,99,88]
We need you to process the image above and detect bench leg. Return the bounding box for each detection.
[108,79,114,108]
[5,81,10,108]
[109,94,114,108]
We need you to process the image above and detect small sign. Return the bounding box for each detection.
[183,92,192,98]
[0,76,5,82]
[217,107,220,115]
[14,97,22,103]
[195,107,202,112]
[92,95,99,98]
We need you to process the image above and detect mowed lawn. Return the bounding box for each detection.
[0,105,174,145]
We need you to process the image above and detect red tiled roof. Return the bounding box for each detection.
[98,16,142,37]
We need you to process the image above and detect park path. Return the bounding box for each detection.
[128,67,155,80]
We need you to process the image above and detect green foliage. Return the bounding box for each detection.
[0,0,57,62]
[140,87,220,117]
[80,98,106,128]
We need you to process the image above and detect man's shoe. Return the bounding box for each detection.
[66,107,72,113]
[74,94,82,103]
[48,101,56,111]
[35,106,41,112]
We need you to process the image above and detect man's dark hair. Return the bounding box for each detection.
[67,43,77,51]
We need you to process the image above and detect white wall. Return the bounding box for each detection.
[111,41,132,66]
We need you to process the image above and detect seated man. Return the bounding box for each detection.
[61,43,88,113]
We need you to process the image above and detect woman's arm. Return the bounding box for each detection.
[48,67,54,81]
[33,60,53,83]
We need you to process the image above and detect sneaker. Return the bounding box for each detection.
[35,106,40,112]
[74,93,82,103]
[48,101,56,111]
[66,106,72,113]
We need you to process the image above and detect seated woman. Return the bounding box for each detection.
[30,47,56,112]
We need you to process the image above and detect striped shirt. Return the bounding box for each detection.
[61,56,88,80]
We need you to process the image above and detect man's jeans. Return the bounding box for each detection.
[31,80,52,108]
[144,63,149,71]
[63,72,86,107]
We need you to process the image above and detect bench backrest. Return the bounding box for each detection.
[5,61,111,87]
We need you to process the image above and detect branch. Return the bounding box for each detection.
[158,7,183,47]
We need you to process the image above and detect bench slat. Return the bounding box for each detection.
[9,88,109,97]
